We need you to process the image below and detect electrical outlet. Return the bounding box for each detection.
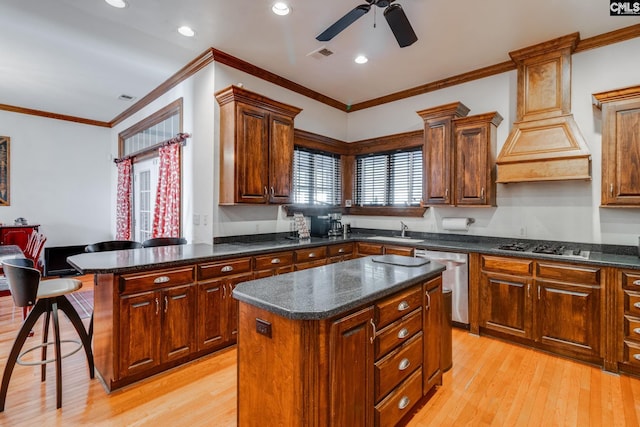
[256,318,272,338]
[203,215,208,226]
[193,214,200,225]
[519,226,527,237]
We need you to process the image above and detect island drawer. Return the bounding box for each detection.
[622,271,640,291]
[119,266,195,295]
[374,332,423,402]
[536,262,600,285]
[623,340,640,367]
[254,251,294,270]
[384,245,415,257]
[375,309,422,359]
[376,286,423,329]
[624,315,640,342]
[481,255,533,276]
[375,368,423,427]
[327,243,354,257]
[357,242,384,256]
[294,246,327,262]
[294,259,327,271]
[198,257,252,281]
[624,291,640,317]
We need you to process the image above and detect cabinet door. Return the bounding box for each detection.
[601,99,640,205]
[480,272,533,339]
[268,112,294,204]
[423,116,454,205]
[423,276,442,393]
[161,284,196,363]
[225,273,254,343]
[535,280,601,357]
[119,291,162,378]
[236,103,270,203]
[329,306,375,427]
[197,279,226,352]
[455,125,490,206]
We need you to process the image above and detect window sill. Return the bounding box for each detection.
[283,205,427,218]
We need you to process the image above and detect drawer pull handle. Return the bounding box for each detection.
[308,253,316,258]
[634,328,640,335]
[398,301,410,311]
[634,354,640,361]
[369,319,376,344]
[397,328,409,339]
[221,266,234,272]
[634,302,640,309]
[633,280,640,286]
[398,396,411,410]
[271,258,281,264]
[338,248,345,253]
[154,276,170,284]
[398,358,410,371]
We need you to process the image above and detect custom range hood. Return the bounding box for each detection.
[496,33,591,183]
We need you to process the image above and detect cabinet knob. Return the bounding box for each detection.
[397,328,409,339]
[221,265,234,272]
[271,258,281,264]
[397,301,410,311]
[398,358,411,371]
[153,276,170,284]
[633,280,640,286]
[398,396,411,410]
[338,248,345,253]
[308,253,316,258]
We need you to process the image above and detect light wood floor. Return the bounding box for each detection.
[1,280,640,426]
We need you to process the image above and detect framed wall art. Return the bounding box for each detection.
[0,136,9,206]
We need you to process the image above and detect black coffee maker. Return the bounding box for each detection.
[328,213,343,237]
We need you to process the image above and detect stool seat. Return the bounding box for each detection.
[37,278,82,299]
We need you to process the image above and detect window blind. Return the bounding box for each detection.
[355,148,423,206]
[293,147,342,205]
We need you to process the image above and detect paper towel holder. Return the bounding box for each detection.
[442,217,475,231]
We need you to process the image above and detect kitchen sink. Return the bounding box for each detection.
[366,236,425,243]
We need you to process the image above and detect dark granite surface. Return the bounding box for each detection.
[232,256,445,320]
[68,231,640,275]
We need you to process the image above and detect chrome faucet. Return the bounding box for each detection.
[400,221,408,238]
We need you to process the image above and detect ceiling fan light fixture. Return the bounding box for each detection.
[178,26,196,37]
[105,0,127,8]
[355,55,368,64]
[272,2,291,16]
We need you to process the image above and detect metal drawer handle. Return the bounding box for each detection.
[398,301,410,311]
[397,328,409,339]
[634,354,640,361]
[398,396,411,410]
[633,328,640,335]
[221,266,234,272]
[369,319,376,344]
[633,280,640,286]
[271,258,281,264]
[338,248,345,253]
[425,291,431,311]
[154,276,170,284]
[634,302,640,309]
[398,358,410,371]
[308,253,316,258]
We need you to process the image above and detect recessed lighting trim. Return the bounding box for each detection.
[355,55,368,64]
[105,0,127,8]
[272,2,290,16]
[178,26,196,37]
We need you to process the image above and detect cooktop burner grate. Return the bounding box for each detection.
[497,242,530,251]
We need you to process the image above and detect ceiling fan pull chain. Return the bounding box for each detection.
[373,6,377,28]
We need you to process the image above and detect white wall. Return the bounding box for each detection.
[0,111,111,246]
[342,37,640,246]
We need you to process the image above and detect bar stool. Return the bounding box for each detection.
[142,237,187,247]
[0,258,94,411]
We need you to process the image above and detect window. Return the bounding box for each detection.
[293,147,341,205]
[355,148,422,206]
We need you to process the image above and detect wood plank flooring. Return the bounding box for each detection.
[1,279,639,426]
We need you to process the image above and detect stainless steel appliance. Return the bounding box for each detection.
[496,242,590,260]
[415,249,468,327]
[327,213,343,237]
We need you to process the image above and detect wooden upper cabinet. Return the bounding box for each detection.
[593,85,640,206]
[453,112,503,206]
[216,85,302,205]
[417,102,470,206]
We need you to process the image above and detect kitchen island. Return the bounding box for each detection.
[232,255,445,426]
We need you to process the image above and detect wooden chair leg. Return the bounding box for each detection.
[57,296,94,378]
[0,301,46,412]
[41,309,51,382]
[51,301,62,410]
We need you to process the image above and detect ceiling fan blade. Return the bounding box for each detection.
[316,4,371,42]
[383,4,417,47]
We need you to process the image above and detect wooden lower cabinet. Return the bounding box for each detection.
[423,276,443,392]
[237,278,442,426]
[356,242,415,258]
[478,255,603,364]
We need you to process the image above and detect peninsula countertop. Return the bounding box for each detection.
[232,255,446,320]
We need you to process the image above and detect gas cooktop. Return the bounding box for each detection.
[496,242,590,260]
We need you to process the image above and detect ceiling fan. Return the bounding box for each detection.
[316,0,418,48]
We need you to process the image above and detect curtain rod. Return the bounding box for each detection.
[114,132,191,163]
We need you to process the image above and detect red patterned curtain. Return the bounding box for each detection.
[152,143,181,237]
[115,158,132,240]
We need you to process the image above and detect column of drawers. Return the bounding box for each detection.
[622,271,640,366]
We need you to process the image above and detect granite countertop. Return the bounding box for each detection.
[232,256,445,320]
[66,232,640,275]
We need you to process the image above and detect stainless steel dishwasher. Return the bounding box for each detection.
[415,249,468,328]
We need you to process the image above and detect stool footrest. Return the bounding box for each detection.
[17,339,83,366]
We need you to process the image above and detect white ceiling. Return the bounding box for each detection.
[0,0,637,123]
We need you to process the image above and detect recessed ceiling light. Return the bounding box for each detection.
[105,0,127,8]
[272,2,290,16]
[178,26,196,37]
[355,55,368,64]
